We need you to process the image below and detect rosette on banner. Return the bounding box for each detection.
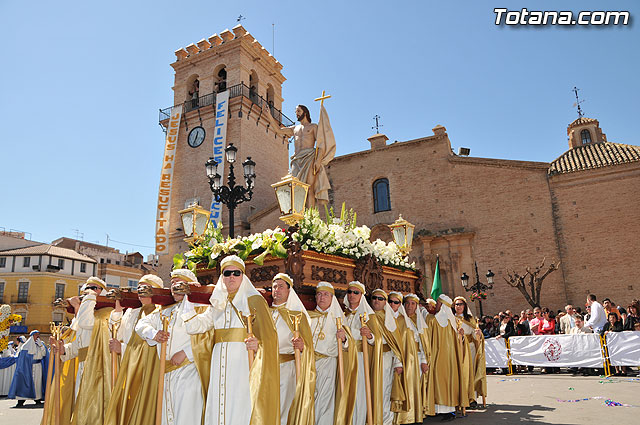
[484,338,508,368]
[509,334,604,367]
[606,331,640,366]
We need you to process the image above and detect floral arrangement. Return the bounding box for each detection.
[0,304,22,352]
[292,206,416,270]
[470,292,488,301]
[174,204,416,272]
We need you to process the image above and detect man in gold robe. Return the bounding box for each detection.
[369,289,405,425]
[403,293,430,419]
[136,269,204,425]
[388,291,427,425]
[104,274,164,425]
[58,276,114,425]
[269,273,315,425]
[453,296,486,409]
[343,281,379,425]
[424,295,463,421]
[180,255,280,425]
[308,282,355,425]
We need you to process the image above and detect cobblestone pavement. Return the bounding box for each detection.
[2,373,638,424]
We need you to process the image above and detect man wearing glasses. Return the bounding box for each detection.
[370,289,405,425]
[180,255,279,425]
[343,281,379,425]
[270,273,315,425]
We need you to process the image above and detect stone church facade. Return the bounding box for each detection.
[158,26,640,315]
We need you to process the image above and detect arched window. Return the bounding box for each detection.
[215,66,227,93]
[373,178,391,213]
[581,129,592,144]
[249,70,259,104]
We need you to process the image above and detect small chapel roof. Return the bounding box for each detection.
[568,116,598,127]
[548,141,640,176]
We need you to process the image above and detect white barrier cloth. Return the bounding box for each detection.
[485,338,508,368]
[509,334,604,367]
[606,331,640,366]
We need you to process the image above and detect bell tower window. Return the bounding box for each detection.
[581,129,592,144]
[215,66,227,93]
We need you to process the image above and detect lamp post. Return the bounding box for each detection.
[388,215,415,256]
[460,262,494,317]
[205,143,255,238]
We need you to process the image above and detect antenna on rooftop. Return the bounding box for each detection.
[372,115,383,133]
[572,86,585,118]
[72,229,84,240]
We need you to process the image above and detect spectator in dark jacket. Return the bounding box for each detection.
[623,301,640,331]
[496,315,515,339]
[603,312,623,333]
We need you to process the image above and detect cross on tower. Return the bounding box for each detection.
[372,114,383,133]
[572,86,585,118]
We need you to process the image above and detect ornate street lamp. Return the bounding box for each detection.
[271,174,310,226]
[205,143,255,238]
[460,262,494,317]
[178,202,211,244]
[388,215,415,256]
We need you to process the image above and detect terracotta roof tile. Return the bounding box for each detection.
[0,244,96,262]
[548,142,640,176]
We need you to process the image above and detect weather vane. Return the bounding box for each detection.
[372,114,383,133]
[572,87,585,118]
[237,15,245,23]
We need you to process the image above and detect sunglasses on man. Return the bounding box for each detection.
[371,295,386,301]
[388,299,401,305]
[86,286,100,292]
[346,289,361,295]
[223,270,242,277]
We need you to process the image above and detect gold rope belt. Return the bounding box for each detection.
[314,352,329,360]
[165,358,192,374]
[213,328,248,345]
[78,347,88,362]
[279,353,295,364]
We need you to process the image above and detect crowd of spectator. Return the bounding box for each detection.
[479,294,640,377]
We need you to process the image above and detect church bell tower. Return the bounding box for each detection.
[156,25,292,277]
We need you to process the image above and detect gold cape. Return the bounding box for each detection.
[370,311,406,420]
[409,314,431,418]
[104,304,159,425]
[273,306,316,425]
[394,317,423,424]
[41,327,77,425]
[461,317,487,399]
[332,324,358,425]
[190,304,215,425]
[424,314,463,415]
[248,294,281,425]
[71,307,114,425]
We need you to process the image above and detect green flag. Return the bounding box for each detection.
[430,257,442,300]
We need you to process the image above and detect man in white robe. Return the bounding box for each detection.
[0,341,17,396]
[136,269,204,425]
[10,330,48,406]
[180,255,280,425]
[343,281,376,425]
[310,282,348,425]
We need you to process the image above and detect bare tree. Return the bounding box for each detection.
[503,257,561,308]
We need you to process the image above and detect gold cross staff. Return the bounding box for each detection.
[314,90,331,107]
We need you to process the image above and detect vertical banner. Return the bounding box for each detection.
[210,90,229,227]
[155,105,183,254]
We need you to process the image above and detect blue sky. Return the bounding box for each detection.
[1,1,638,257]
